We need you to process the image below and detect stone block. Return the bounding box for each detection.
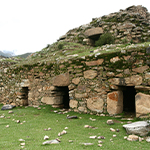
[135,93,150,117]
[87,97,104,113]
[85,59,104,66]
[41,96,63,105]
[108,75,142,86]
[84,70,97,79]
[132,65,149,73]
[72,78,80,85]
[75,93,88,99]
[84,27,103,37]
[69,100,78,108]
[52,72,70,86]
[107,91,123,115]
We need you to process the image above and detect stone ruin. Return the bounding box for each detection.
[58,5,150,45]
[0,44,150,118]
[0,5,150,118]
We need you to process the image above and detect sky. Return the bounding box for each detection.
[0,0,150,55]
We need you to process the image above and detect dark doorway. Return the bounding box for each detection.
[58,86,70,109]
[121,86,136,112]
[21,87,29,106]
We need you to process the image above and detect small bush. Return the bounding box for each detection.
[95,33,115,46]
[57,43,64,50]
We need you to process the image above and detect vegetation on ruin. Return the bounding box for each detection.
[0,104,149,150]
[11,41,150,69]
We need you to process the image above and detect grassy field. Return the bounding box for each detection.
[0,104,149,150]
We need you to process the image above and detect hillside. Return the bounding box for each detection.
[8,5,149,68]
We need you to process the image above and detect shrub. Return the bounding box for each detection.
[57,43,64,50]
[95,33,115,46]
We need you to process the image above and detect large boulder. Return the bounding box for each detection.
[1,104,16,110]
[135,93,150,117]
[52,72,70,87]
[84,27,103,38]
[123,121,150,136]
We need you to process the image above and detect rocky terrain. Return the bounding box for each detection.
[0,5,150,119]
[58,5,150,45]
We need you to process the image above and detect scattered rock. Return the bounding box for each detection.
[19,139,25,142]
[107,119,114,125]
[116,129,120,132]
[1,104,16,110]
[98,144,102,147]
[67,115,78,119]
[127,135,139,141]
[123,121,150,136]
[146,137,150,142]
[113,135,117,137]
[64,127,68,130]
[89,136,97,139]
[110,128,116,132]
[110,138,113,142]
[8,111,13,114]
[58,130,67,136]
[6,125,9,128]
[98,140,103,144]
[0,115,5,118]
[97,136,105,139]
[20,143,25,146]
[84,125,90,128]
[16,120,20,123]
[139,137,144,142]
[44,135,49,140]
[81,143,94,146]
[42,139,60,145]
[100,114,105,117]
[69,140,73,143]
[84,125,97,129]
[89,117,96,121]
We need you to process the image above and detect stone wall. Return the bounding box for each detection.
[58,5,150,45]
[0,46,150,118]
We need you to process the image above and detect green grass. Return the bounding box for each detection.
[0,104,149,150]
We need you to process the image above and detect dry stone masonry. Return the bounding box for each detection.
[0,43,150,118]
[0,5,150,118]
[58,5,150,45]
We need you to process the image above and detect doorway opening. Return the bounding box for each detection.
[119,86,136,114]
[58,86,70,109]
[21,87,29,106]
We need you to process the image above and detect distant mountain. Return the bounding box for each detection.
[0,50,12,57]
[15,53,32,58]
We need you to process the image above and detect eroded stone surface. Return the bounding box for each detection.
[135,93,150,117]
[132,65,149,73]
[41,96,63,105]
[84,27,103,37]
[52,72,70,86]
[123,121,150,136]
[108,75,142,86]
[69,100,78,108]
[87,97,104,113]
[84,70,97,79]
[107,91,123,115]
